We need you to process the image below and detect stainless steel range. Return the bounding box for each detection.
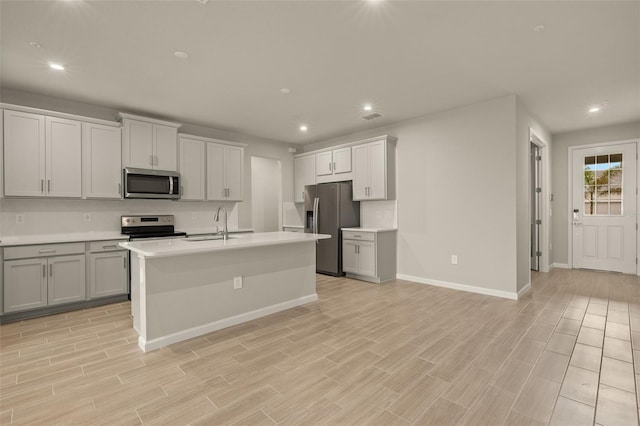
[121,215,186,240]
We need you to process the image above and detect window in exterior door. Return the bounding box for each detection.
[584,153,623,216]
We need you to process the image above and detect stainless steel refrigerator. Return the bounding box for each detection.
[305,182,360,276]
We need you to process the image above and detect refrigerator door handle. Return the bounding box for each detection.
[313,197,319,243]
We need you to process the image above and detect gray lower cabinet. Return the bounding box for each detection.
[3,239,128,316]
[89,251,128,298]
[342,230,397,284]
[4,253,86,313]
[3,258,48,312]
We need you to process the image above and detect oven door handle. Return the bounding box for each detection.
[169,176,174,195]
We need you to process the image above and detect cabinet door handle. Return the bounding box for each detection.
[155,156,159,166]
[333,162,336,171]
[40,179,44,193]
[180,186,184,196]
[42,264,46,278]
[150,155,154,166]
[356,244,359,254]
[118,183,121,195]
[49,263,53,277]
[329,162,332,172]
[123,257,127,269]
[48,180,51,193]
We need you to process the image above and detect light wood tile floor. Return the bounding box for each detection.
[1,269,639,425]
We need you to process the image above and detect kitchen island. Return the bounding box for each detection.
[119,232,330,352]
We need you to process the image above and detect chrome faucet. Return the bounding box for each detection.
[214,206,228,241]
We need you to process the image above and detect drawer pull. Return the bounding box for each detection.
[353,235,362,238]
[39,249,56,254]
[102,245,118,250]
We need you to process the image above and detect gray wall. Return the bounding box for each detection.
[306,95,524,295]
[551,121,640,265]
[0,89,296,234]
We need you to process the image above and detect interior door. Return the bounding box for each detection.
[572,143,637,273]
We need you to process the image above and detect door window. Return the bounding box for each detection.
[584,153,623,216]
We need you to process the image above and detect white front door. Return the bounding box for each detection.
[572,143,637,273]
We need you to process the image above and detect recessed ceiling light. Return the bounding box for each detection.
[280,88,291,94]
[49,62,65,71]
[363,104,373,111]
[588,106,601,113]
[29,41,42,48]
[533,25,545,32]
[174,51,189,59]
[299,125,308,132]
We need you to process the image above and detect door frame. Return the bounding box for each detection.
[530,129,550,273]
[567,138,639,275]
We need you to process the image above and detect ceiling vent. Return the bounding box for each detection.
[361,112,382,120]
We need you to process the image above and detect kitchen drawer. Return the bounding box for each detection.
[342,231,375,242]
[90,240,127,253]
[4,242,86,260]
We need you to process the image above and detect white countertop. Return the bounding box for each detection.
[0,232,128,247]
[342,227,398,233]
[120,231,331,258]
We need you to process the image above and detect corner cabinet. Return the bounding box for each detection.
[82,122,122,199]
[342,229,397,284]
[119,113,181,172]
[294,154,316,203]
[352,137,396,201]
[207,142,244,201]
[3,110,82,198]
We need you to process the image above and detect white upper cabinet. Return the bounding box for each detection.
[206,141,244,202]
[4,110,46,197]
[294,154,316,203]
[82,122,122,199]
[352,137,396,201]
[4,110,81,198]
[120,113,180,171]
[45,117,82,198]
[315,147,352,183]
[178,135,206,201]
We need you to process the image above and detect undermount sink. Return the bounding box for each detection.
[184,235,241,242]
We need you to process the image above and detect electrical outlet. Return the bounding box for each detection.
[451,255,458,265]
[84,213,92,222]
[15,214,24,224]
[191,212,197,220]
[233,276,243,289]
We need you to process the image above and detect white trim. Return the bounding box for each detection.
[295,134,397,158]
[517,283,531,299]
[178,133,247,147]
[530,129,550,274]
[138,293,318,352]
[551,263,570,269]
[1,103,120,127]
[567,139,639,274]
[396,274,518,300]
[117,112,181,128]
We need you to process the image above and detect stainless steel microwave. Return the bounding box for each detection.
[123,168,180,199]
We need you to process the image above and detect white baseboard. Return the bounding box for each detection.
[396,274,518,300]
[139,294,318,352]
[551,263,570,269]
[517,283,531,299]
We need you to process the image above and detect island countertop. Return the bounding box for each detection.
[119,231,330,258]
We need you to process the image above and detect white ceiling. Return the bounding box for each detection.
[1,1,639,144]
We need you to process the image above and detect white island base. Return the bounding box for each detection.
[121,232,329,352]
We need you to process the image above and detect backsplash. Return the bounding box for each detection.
[0,198,239,238]
[360,200,398,229]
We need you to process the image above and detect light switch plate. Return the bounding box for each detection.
[15,214,24,224]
